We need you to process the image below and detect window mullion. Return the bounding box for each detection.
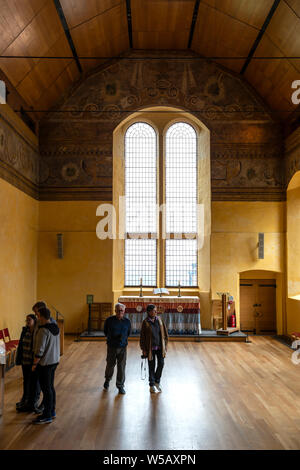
[159,130,164,287]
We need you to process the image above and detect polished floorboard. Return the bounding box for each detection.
[0,336,300,450]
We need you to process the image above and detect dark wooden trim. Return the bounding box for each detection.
[212,187,286,201]
[240,0,281,75]
[0,110,38,153]
[53,0,82,74]
[126,0,133,49]
[38,186,112,201]
[0,177,287,202]
[0,165,288,202]
[0,160,39,199]
[188,0,202,49]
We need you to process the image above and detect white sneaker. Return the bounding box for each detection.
[155,383,162,392]
[150,385,159,393]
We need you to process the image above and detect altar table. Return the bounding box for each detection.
[118,296,201,335]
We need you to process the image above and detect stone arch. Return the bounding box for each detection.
[112,105,212,328]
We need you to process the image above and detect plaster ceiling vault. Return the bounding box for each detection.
[0,0,299,126]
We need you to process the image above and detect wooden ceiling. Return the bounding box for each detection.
[0,0,299,124]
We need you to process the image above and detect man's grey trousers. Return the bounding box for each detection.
[105,346,127,388]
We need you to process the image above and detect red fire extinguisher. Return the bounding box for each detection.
[229,311,236,327]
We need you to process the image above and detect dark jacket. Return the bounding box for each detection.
[140,316,168,361]
[104,316,131,348]
[16,327,30,366]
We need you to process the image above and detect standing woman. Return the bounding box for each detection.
[16,314,37,411]
[140,304,168,394]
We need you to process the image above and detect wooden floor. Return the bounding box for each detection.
[0,336,300,450]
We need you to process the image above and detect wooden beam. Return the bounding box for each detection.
[188,0,201,49]
[240,0,281,75]
[126,0,133,48]
[53,0,82,74]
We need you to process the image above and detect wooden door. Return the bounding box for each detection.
[240,279,276,334]
[90,303,112,331]
[257,280,276,333]
[240,282,256,331]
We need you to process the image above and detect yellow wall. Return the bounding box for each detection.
[286,300,300,334]
[211,201,285,332]
[0,188,288,336]
[0,177,38,338]
[0,105,289,337]
[37,201,113,333]
[286,172,300,333]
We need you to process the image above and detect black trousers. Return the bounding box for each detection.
[21,365,32,403]
[148,349,164,386]
[37,363,58,419]
[21,365,41,406]
[105,346,127,388]
[28,367,41,405]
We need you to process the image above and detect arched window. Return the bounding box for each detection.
[124,122,157,286]
[165,123,198,287]
[124,120,198,288]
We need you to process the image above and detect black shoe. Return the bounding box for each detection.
[32,415,52,425]
[16,405,33,413]
[34,404,45,415]
[118,387,126,395]
[103,380,109,391]
[16,399,26,409]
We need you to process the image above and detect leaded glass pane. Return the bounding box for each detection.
[165,239,198,287]
[125,239,157,286]
[165,122,197,234]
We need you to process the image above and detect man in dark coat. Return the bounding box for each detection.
[103,303,131,395]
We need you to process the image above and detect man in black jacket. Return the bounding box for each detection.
[103,303,131,395]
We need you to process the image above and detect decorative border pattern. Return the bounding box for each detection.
[2,53,296,202]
